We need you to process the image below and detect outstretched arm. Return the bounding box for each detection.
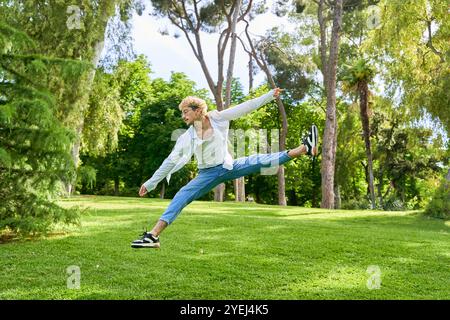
[140,157,176,196]
[139,132,192,196]
[217,88,282,121]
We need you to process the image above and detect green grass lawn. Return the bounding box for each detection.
[1,195,449,300]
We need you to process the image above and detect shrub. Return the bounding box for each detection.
[382,197,406,211]
[424,179,450,220]
[341,198,371,210]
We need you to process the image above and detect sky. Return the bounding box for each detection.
[129,0,295,96]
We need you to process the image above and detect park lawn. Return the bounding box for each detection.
[0,195,449,300]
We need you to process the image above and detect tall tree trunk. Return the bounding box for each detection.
[66,40,105,195]
[225,0,242,107]
[276,100,287,206]
[239,177,245,201]
[319,0,343,209]
[214,183,225,201]
[267,65,288,206]
[358,81,376,209]
[224,0,244,203]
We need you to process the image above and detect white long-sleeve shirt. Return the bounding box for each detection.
[143,89,275,192]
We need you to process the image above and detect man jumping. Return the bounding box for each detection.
[131,88,318,248]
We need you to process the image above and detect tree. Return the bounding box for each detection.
[0,23,83,235]
[315,0,344,209]
[248,23,319,205]
[151,0,252,111]
[335,101,367,207]
[366,0,450,180]
[370,98,445,210]
[79,55,155,196]
[1,0,142,194]
[367,0,449,130]
[342,58,376,208]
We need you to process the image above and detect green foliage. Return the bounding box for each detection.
[0,23,81,235]
[82,70,122,156]
[77,165,97,190]
[263,28,314,101]
[0,1,142,193]
[424,178,450,220]
[340,58,375,89]
[79,56,155,194]
[371,100,445,210]
[222,77,245,105]
[366,0,450,132]
[283,99,323,207]
[341,197,371,210]
[335,102,367,201]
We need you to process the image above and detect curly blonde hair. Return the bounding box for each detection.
[178,96,208,116]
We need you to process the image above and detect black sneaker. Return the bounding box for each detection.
[131,231,160,249]
[302,124,319,157]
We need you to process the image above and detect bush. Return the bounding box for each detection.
[341,196,411,211]
[0,195,81,236]
[341,198,371,210]
[382,197,407,211]
[424,179,450,220]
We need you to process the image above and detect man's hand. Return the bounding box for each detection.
[139,184,148,197]
[273,87,283,98]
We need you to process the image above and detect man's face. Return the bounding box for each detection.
[181,106,201,125]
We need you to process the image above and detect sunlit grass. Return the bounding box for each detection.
[0,195,449,300]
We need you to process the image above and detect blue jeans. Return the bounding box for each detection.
[159,150,293,224]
